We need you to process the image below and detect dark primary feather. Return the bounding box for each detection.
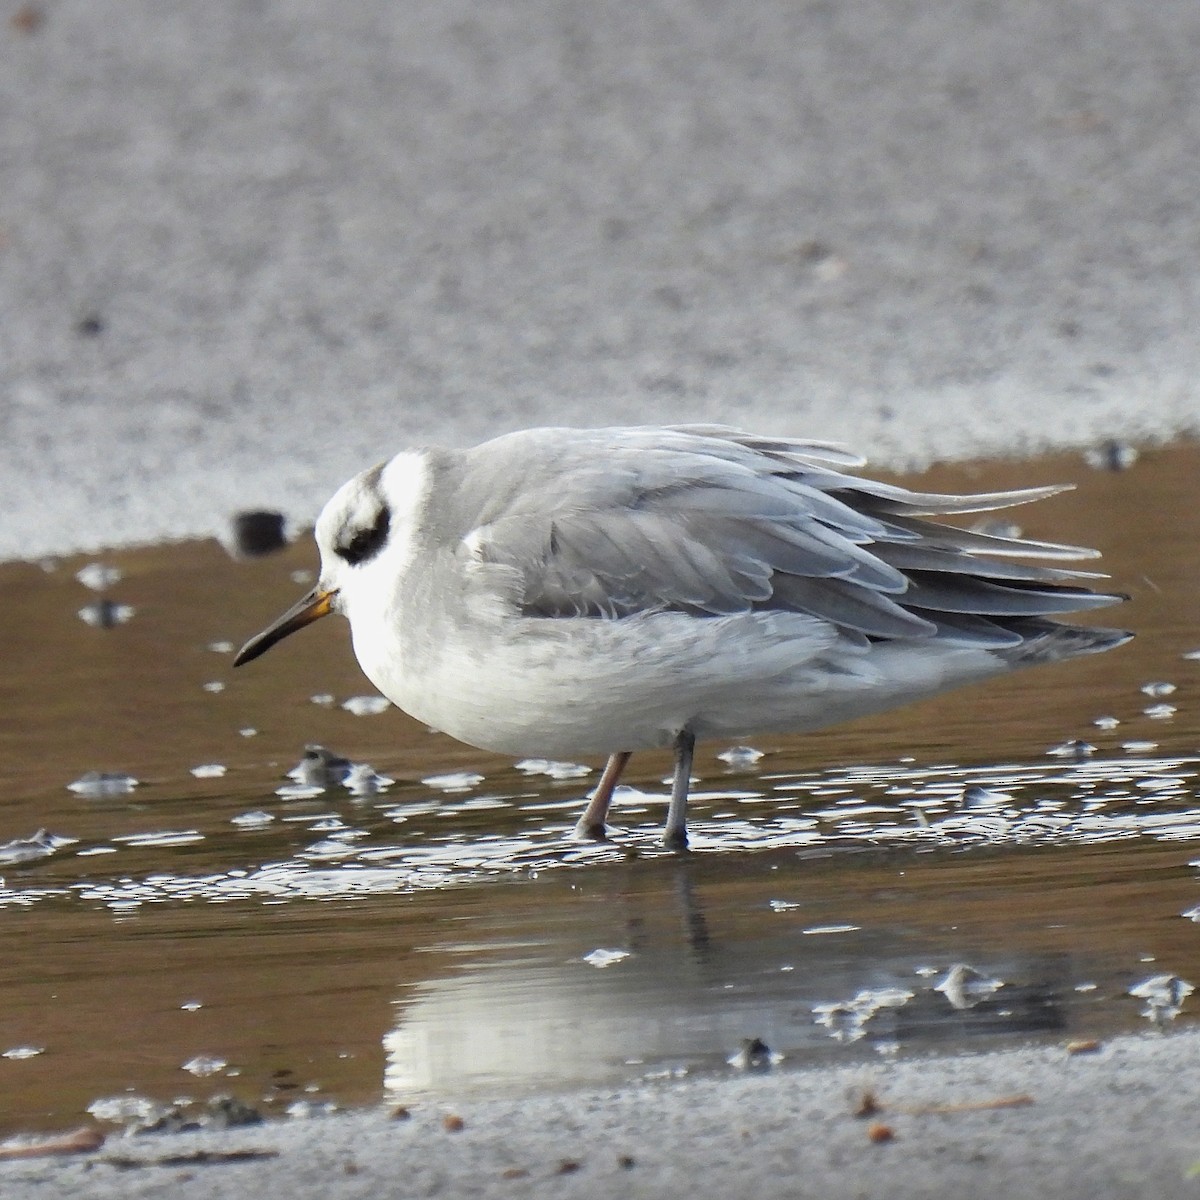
[452,425,1125,642]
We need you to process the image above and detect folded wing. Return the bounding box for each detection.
[457,425,1125,647]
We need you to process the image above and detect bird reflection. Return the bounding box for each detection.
[381,854,1078,1100]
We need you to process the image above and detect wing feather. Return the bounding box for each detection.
[454,426,1121,639]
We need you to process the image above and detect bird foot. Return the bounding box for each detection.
[662,827,689,852]
[573,818,609,842]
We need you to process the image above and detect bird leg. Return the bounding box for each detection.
[574,750,632,840]
[663,728,696,851]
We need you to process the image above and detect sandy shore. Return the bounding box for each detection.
[4,1029,1199,1199]
[2,0,1199,561]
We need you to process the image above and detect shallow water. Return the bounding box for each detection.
[1,444,1198,1132]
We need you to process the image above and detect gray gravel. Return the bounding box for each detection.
[2,0,1199,560]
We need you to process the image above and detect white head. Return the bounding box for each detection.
[232,451,430,668]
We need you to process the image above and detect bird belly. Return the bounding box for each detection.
[353,608,1005,759]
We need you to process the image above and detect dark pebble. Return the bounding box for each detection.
[230,510,289,557]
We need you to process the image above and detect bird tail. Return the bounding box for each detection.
[993,620,1133,667]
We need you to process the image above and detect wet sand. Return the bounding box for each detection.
[7,1028,1200,1199]
[0,445,1195,1137]
[3,466,1197,1193]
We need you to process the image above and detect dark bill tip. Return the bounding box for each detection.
[233,587,337,667]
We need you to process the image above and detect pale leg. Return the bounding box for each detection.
[663,728,696,851]
[574,750,633,840]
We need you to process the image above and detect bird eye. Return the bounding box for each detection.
[337,506,391,566]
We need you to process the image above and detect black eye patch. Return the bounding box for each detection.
[336,505,391,566]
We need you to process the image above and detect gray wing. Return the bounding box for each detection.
[455,425,1124,645]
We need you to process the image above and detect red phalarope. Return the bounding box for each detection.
[235,425,1129,849]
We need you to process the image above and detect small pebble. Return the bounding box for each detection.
[960,786,1013,810]
[935,963,1004,1010]
[75,563,122,592]
[10,4,47,34]
[343,764,395,796]
[1128,974,1194,1023]
[231,810,275,828]
[1046,739,1095,758]
[1141,681,1176,697]
[275,782,326,800]
[88,1095,161,1125]
[287,746,352,789]
[1085,440,1138,471]
[181,1055,227,1077]
[717,745,765,767]
[421,771,484,792]
[727,1038,781,1070]
[0,830,73,865]
[1,1046,44,1060]
[67,772,138,798]
[78,600,135,628]
[582,948,630,968]
[514,758,592,780]
[226,511,289,558]
[204,1095,263,1129]
[286,1099,336,1119]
